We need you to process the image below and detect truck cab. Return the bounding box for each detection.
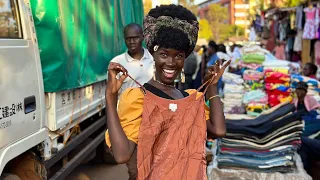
[0,0,144,179]
[0,0,47,174]
[0,0,107,178]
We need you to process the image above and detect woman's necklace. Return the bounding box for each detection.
[154,79,176,88]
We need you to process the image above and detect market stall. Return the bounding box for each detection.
[206,43,320,180]
[254,1,320,68]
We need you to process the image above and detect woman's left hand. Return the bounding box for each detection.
[204,59,231,85]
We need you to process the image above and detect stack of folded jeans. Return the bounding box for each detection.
[222,77,245,114]
[216,103,304,173]
[243,89,268,116]
[265,70,292,107]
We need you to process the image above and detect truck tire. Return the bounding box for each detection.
[0,174,21,180]
[8,152,46,180]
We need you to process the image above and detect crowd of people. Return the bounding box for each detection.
[103,3,320,180]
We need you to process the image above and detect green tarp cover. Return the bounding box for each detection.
[30,0,144,92]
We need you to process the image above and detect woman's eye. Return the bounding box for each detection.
[160,53,168,58]
[176,55,183,59]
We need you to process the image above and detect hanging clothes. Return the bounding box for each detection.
[290,12,296,30]
[261,12,265,27]
[294,30,303,52]
[315,41,320,66]
[295,6,304,30]
[274,44,286,60]
[303,7,317,39]
[279,23,287,42]
[249,27,257,41]
[274,18,279,40]
[317,7,320,39]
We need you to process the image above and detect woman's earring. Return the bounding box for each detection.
[153,63,156,81]
[154,45,159,52]
[181,68,185,83]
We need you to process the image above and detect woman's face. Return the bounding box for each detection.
[153,47,186,85]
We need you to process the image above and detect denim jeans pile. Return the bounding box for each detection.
[216,103,304,173]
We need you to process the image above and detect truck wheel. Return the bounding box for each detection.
[8,152,46,180]
[0,174,21,180]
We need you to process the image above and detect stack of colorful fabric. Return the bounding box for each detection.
[238,44,268,71]
[242,54,265,64]
[243,89,268,116]
[263,59,301,74]
[264,70,292,107]
[216,102,304,173]
[222,72,245,114]
[243,69,264,90]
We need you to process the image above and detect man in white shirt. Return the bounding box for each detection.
[111,23,154,96]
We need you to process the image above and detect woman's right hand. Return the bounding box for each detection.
[106,62,128,95]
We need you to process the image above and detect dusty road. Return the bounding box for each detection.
[68,163,128,180]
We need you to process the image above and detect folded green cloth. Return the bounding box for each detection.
[243,54,265,64]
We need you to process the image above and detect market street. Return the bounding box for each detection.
[68,164,128,180]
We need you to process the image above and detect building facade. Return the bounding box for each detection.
[198,0,250,28]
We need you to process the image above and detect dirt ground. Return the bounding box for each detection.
[67,163,128,180]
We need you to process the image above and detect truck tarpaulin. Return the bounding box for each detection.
[30,0,143,92]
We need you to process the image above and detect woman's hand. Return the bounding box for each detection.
[106,62,128,95]
[204,59,231,85]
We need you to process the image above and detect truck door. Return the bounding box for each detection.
[0,0,44,148]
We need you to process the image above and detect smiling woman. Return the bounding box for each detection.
[105,4,230,180]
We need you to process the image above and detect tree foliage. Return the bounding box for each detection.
[177,0,197,15]
[143,0,152,15]
[198,19,213,40]
[283,0,304,7]
[199,4,245,43]
[206,4,229,42]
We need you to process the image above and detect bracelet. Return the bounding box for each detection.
[208,95,220,101]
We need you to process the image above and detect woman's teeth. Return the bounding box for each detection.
[163,69,175,73]
[163,69,176,78]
